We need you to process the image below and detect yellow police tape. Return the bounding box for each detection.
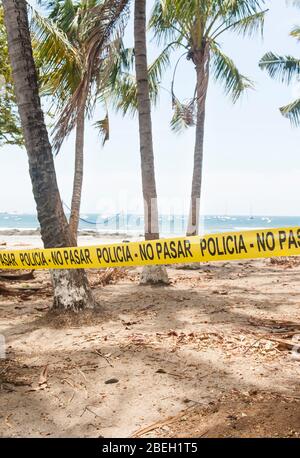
[1,226,300,271]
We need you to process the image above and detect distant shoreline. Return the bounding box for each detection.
[0,228,142,237]
[0,229,144,250]
[1,214,300,246]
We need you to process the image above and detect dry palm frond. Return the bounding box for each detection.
[170,97,196,132]
[52,0,130,152]
[94,111,110,146]
[32,0,130,153]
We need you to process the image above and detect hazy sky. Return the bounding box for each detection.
[2,0,300,216]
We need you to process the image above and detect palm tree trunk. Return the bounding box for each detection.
[3,0,95,310]
[134,0,159,241]
[69,100,85,241]
[186,46,210,237]
[134,0,168,284]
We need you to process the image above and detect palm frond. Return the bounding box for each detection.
[31,5,83,107]
[110,41,176,116]
[50,0,130,152]
[217,0,267,22]
[211,43,253,102]
[259,52,300,85]
[94,112,110,146]
[31,6,82,69]
[280,98,300,126]
[104,40,135,94]
[286,0,300,8]
[213,10,267,39]
[112,73,138,116]
[170,97,196,133]
[149,0,186,45]
[148,41,179,85]
[290,25,300,40]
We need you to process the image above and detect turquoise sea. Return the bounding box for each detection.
[1,212,300,237]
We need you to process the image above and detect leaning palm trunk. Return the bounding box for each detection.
[186,46,210,237]
[134,0,168,284]
[69,99,86,240]
[187,45,209,236]
[3,0,95,310]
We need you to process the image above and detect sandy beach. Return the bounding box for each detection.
[1,256,300,437]
[2,0,300,443]
[0,231,143,251]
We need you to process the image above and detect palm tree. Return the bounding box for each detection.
[134,0,168,284]
[150,0,267,236]
[34,0,129,240]
[135,0,160,242]
[3,0,95,311]
[259,13,300,125]
[0,6,23,147]
[107,1,168,283]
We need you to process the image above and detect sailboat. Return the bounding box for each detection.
[248,205,254,220]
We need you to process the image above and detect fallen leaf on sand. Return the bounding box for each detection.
[105,378,119,384]
[39,365,49,387]
[168,330,178,337]
[5,414,13,428]
[212,290,228,295]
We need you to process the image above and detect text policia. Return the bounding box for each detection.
[1,227,300,271]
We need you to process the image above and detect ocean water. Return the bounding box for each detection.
[1,212,300,237]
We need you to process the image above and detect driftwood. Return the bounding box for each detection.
[99,268,116,285]
[0,284,19,296]
[90,268,127,287]
[0,282,40,296]
[265,337,297,351]
[0,270,34,282]
[248,318,300,330]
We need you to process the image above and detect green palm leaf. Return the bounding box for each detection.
[259,2,300,128]
[290,25,300,40]
[110,42,177,115]
[213,10,266,39]
[280,99,300,126]
[259,52,300,85]
[31,6,82,70]
[211,43,253,102]
[94,112,110,146]
[149,0,265,116]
